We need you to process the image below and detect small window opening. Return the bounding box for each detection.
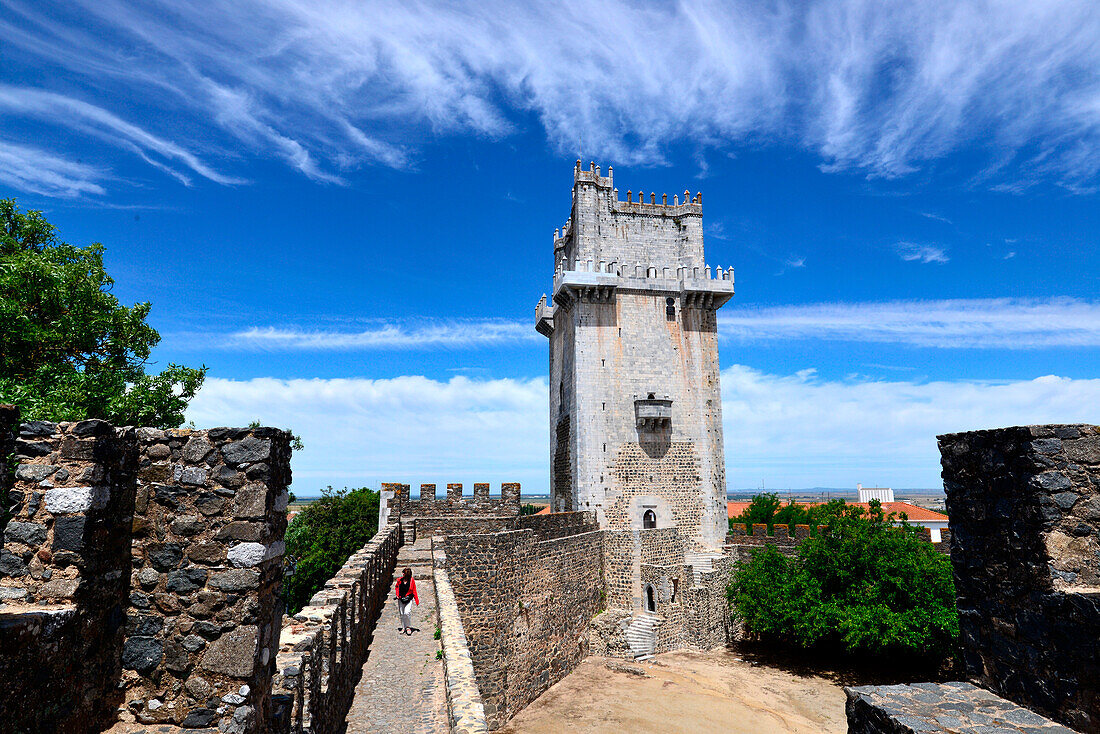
[647,392,655,400]
[601,358,606,366]
[643,509,657,529]
[671,579,679,603]
[645,585,656,612]
[666,296,676,321]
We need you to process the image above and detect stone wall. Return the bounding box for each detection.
[410,516,515,543]
[441,526,604,729]
[274,522,402,734]
[938,425,1100,731]
[0,417,300,734]
[409,511,598,545]
[595,526,734,656]
[120,427,292,730]
[0,404,17,531]
[846,682,1074,733]
[727,521,951,555]
[431,547,489,734]
[0,417,137,733]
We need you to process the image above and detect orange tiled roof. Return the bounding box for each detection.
[535,506,551,515]
[726,500,946,522]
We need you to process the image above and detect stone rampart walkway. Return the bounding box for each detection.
[344,538,448,733]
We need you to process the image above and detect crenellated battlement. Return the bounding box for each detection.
[551,258,734,311]
[379,482,522,527]
[555,258,733,281]
[727,522,952,554]
[569,159,702,218]
[556,161,709,276]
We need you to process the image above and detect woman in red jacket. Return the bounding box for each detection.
[395,567,418,635]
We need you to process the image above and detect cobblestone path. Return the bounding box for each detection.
[344,538,448,733]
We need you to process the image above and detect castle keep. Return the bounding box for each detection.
[536,160,733,550]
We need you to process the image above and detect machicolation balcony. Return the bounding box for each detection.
[635,395,672,429]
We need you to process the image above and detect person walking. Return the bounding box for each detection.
[395,567,418,635]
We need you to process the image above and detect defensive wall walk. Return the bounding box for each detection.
[344,537,447,733]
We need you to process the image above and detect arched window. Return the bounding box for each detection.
[645,584,656,612]
[643,509,657,529]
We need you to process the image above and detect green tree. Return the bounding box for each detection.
[728,501,958,659]
[0,199,205,427]
[283,486,380,615]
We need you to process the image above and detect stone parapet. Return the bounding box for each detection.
[274,522,402,733]
[939,425,1100,731]
[379,482,522,536]
[431,546,488,734]
[119,426,292,730]
[845,682,1077,733]
[2,419,137,606]
[0,418,137,731]
[727,522,951,555]
[0,404,17,531]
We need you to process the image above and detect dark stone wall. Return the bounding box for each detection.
[0,418,138,733]
[123,426,292,730]
[939,424,1100,732]
[0,404,18,534]
[0,420,296,734]
[442,526,604,729]
[846,682,1071,733]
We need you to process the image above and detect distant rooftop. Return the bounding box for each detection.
[726,500,948,523]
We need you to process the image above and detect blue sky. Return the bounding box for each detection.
[3,1,1100,495]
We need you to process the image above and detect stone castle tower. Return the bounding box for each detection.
[536,161,733,551]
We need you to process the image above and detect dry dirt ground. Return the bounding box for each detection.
[496,650,847,734]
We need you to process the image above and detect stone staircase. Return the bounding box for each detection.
[683,551,722,585]
[402,538,436,580]
[624,612,660,661]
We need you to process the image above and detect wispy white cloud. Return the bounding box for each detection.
[896,242,949,263]
[0,85,243,187]
[186,367,1100,493]
[719,298,1100,348]
[198,320,537,351]
[786,257,806,268]
[0,139,107,197]
[174,299,1100,353]
[3,0,1100,192]
[921,212,953,224]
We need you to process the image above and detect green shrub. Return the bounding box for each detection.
[520,503,541,516]
[728,501,958,659]
[283,486,379,615]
